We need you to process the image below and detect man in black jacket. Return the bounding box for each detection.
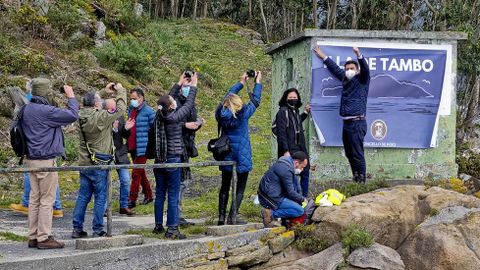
[314,46,370,183]
[105,99,135,216]
[169,73,203,227]
[258,151,308,227]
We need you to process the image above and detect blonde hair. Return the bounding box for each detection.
[224,94,243,118]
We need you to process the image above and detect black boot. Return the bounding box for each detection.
[227,191,247,225]
[217,193,228,226]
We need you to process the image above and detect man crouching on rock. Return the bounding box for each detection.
[258,151,308,227]
[72,83,127,238]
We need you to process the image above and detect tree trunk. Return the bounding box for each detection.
[180,0,186,18]
[249,0,252,21]
[313,0,317,27]
[193,0,198,19]
[351,0,358,29]
[258,0,269,43]
[300,1,304,30]
[203,0,208,18]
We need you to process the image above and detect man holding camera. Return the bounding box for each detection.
[314,46,370,183]
[127,87,156,209]
[22,78,79,249]
[169,71,203,226]
[72,83,127,238]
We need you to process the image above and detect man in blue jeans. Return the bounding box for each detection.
[258,151,308,227]
[10,173,63,217]
[72,83,127,238]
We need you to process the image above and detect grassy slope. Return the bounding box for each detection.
[118,20,273,221]
[0,18,273,222]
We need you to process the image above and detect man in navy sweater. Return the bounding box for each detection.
[314,46,370,183]
[258,151,308,227]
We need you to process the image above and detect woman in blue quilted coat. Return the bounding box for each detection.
[216,71,262,225]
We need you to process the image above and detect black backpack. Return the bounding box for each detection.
[272,109,289,138]
[10,105,28,165]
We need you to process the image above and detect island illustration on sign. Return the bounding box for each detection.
[310,45,448,148]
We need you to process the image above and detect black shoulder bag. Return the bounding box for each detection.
[208,106,231,161]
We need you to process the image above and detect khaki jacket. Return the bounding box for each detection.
[78,88,127,166]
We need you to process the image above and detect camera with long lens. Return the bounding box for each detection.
[246,70,256,78]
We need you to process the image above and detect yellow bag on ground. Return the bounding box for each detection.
[315,189,346,206]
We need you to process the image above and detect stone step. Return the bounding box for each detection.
[75,234,143,250]
[206,223,264,237]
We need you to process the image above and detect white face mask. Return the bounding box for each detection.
[295,168,302,175]
[345,69,357,80]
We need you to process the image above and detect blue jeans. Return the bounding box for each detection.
[153,155,181,229]
[272,198,304,219]
[300,169,310,197]
[104,169,131,210]
[72,170,108,234]
[22,172,62,210]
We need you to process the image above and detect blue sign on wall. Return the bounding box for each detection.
[310,44,448,148]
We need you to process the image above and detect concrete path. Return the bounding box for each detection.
[0,209,204,263]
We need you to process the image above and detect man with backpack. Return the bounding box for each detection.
[9,86,64,218]
[21,78,79,249]
[258,151,308,227]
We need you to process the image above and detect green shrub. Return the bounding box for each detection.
[457,148,480,177]
[93,34,157,82]
[293,224,332,254]
[11,4,48,37]
[0,33,49,75]
[341,224,374,254]
[64,136,79,162]
[97,0,145,33]
[46,0,84,38]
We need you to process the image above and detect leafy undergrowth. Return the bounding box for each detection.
[341,224,374,255]
[293,224,332,254]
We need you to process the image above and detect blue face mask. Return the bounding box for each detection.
[26,92,32,102]
[130,99,139,108]
[182,86,190,97]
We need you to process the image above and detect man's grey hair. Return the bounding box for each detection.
[83,91,101,107]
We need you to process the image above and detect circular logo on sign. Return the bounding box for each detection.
[371,119,387,141]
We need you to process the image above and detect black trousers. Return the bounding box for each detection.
[218,171,249,217]
[342,119,367,180]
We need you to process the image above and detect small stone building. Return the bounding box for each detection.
[266,30,466,180]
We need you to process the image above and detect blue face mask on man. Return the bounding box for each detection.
[182,86,190,97]
[26,92,32,102]
[130,99,139,108]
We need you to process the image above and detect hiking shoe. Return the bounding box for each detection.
[93,231,107,237]
[261,208,273,227]
[37,236,65,249]
[179,217,195,227]
[53,209,64,218]
[28,239,37,248]
[10,203,28,214]
[119,208,134,216]
[71,229,88,239]
[128,201,136,209]
[165,228,186,240]
[152,224,165,234]
[140,198,153,205]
